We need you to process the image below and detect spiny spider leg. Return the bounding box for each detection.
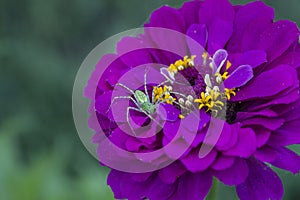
[126,107,138,135]
[126,106,162,135]
[144,69,150,101]
[156,80,170,88]
[154,90,173,105]
[107,96,139,113]
[151,89,155,105]
[156,79,187,88]
[115,83,135,95]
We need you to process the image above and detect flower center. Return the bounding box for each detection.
[194,50,237,117]
[226,101,239,124]
[158,49,253,123]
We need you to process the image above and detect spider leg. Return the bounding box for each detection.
[115,83,144,108]
[144,69,150,101]
[156,80,170,88]
[126,106,162,135]
[115,83,135,95]
[107,96,139,113]
[154,90,173,104]
[151,89,155,105]
[158,72,190,86]
[126,106,138,136]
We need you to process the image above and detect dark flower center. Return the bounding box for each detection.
[225,102,239,124]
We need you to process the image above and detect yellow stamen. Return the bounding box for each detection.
[225,88,236,100]
[215,72,230,81]
[179,114,185,119]
[202,52,208,65]
[226,60,232,70]
[167,55,196,75]
[194,92,212,110]
[153,86,175,104]
[194,89,227,114]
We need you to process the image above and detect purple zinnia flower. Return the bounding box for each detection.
[85,0,300,199]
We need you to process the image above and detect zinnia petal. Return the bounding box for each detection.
[236,158,284,200]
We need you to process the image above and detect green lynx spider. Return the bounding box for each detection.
[107,69,196,135]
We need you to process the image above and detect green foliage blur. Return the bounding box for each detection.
[0,0,299,199]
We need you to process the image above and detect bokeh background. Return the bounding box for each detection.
[0,0,299,199]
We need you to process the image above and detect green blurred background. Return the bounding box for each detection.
[0,0,299,199]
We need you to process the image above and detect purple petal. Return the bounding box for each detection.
[232,65,295,101]
[91,132,105,144]
[236,158,284,200]
[254,146,277,163]
[213,158,249,185]
[179,0,203,25]
[93,113,117,133]
[227,1,274,52]
[191,128,206,148]
[224,64,253,89]
[269,118,300,146]
[236,109,277,121]
[148,47,182,67]
[223,127,256,158]
[207,18,233,54]
[146,5,186,33]
[145,6,189,58]
[215,122,238,151]
[270,147,300,174]
[212,49,228,73]
[211,155,235,171]
[199,0,234,25]
[182,110,211,145]
[242,117,284,131]
[108,170,177,200]
[130,172,152,182]
[145,175,177,200]
[248,86,299,111]
[158,161,186,184]
[268,52,300,69]
[174,172,212,200]
[181,148,217,172]
[163,120,180,142]
[187,23,208,54]
[116,37,153,67]
[90,54,128,94]
[145,28,188,60]
[163,138,190,160]
[125,135,157,152]
[95,91,112,116]
[254,127,271,148]
[183,110,210,133]
[157,104,180,122]
[125,137,145,152]
[240,16,273,52]
[228,50,267,73]
[107,170,124,199]
[108,127,131,149]
[277,99,300,121]
[255,20,300,61]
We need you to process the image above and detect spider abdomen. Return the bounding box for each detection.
[141,102,155,114]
